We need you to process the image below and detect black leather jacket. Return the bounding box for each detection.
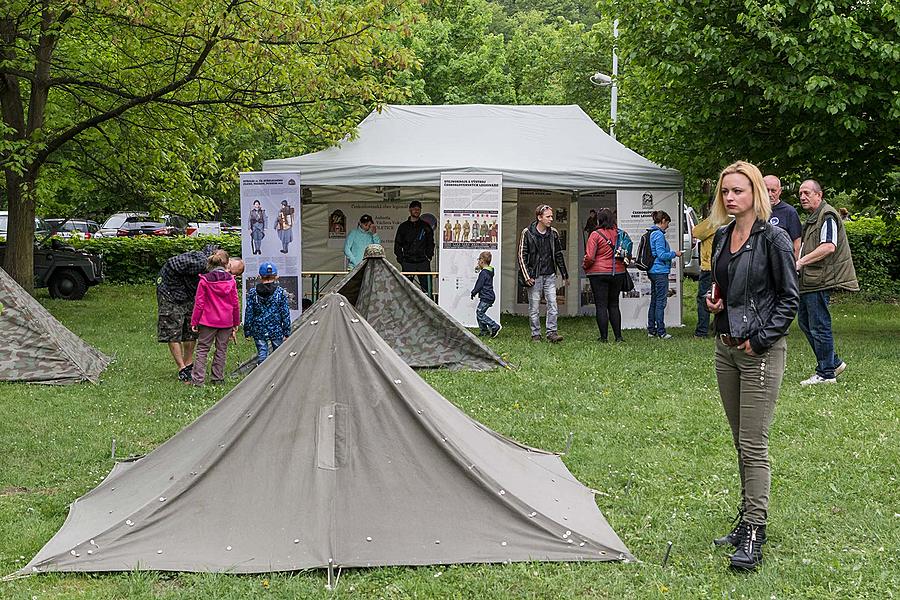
[711,220,799,354]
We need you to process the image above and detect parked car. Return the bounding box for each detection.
[186,221,241,236]
[101,212,187,237]
[681,205,700,279]
[0,211,50,239]
[0,237,105,300]
[45,218,101,239]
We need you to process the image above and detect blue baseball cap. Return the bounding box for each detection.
[258,262,278,276]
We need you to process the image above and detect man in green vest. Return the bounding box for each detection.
[796,179,859,385]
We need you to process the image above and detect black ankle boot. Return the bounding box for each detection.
[713,509,744,547]
[730,523,766,571]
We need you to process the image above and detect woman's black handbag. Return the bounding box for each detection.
[620,270,635,292]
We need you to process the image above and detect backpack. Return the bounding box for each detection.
[634,230,655,271]
[615,229,633,263]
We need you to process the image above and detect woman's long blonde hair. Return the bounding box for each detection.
[709,160,771,225]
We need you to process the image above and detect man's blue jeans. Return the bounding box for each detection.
[255,336,284,363]
[695,270,712,337]
[798,291,841,379]
[647,273,669,336]
[475,300,498,334]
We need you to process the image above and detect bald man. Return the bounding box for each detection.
[764,175,802,260]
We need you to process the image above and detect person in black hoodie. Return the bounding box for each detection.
[517,204,568,343]
[394,200,435,291]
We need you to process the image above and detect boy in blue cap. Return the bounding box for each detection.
[243,262,291,363]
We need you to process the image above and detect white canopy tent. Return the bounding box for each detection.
[264,104,684,318]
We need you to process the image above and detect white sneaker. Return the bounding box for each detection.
[659,334,673,340]
[834,361,847,377]
[801,374,837,386]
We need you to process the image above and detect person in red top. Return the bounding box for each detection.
[190,251,241,385]
[582,208,628,342]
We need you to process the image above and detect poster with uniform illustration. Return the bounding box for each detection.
[438,173,502,327]
[240,172,302,321]
[616,189,682,329]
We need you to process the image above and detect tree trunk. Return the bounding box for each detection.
[2,169,37,294]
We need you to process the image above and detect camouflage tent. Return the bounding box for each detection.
[19,293,631,575]
[0,267,110,384]
[237,245,507,374]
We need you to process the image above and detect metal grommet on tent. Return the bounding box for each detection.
[157,549,163,554]
[351,318,360,323]
[293,539,300,544]
[435,540,440,545]
[366,537,372,542]
[290,352,297,357]
[339,302,345,307]
[499,489,505,495]
[394,379,402,384]
[125,520,134,526]
[528,512,537,518]
[226,546,232,551]
[311,320,319,325]
[87,550,94,555]
[500,541,507,547]
[370,350,377,355]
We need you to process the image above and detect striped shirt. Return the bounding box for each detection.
[820,216,838,246]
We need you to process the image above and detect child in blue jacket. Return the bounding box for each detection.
[244,262,291,363]
[471,251,501,338]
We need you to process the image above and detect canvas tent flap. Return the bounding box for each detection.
[0,268,110,384]
[264,105,682,190]
[236,249,507,374]
[22,293,631,575]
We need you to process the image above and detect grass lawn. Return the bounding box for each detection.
[1,282,898,599]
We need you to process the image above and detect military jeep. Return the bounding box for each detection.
[0,238,105,300]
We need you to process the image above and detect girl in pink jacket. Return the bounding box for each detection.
[190,252,240,385]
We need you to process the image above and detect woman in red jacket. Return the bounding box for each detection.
[582,208,628,342]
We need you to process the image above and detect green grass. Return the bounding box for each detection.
[1,283,898,599]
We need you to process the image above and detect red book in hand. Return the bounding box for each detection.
[710,282,721,303]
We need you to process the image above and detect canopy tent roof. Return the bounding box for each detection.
[0,268,110,384]
[236,245,507,375]
[21,293,632,575]
[264,104,682,190]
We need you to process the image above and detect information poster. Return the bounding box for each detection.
[515,190,571,311]
[325,202,436,268]
[616,190,682,329]
[240,172,303,320]
[438,173,502,327]
[576,191,617,314]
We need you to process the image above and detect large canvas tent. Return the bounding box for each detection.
[20,293,632,575]
[237,245,507,374]
[0,268,110,384]
[262,104,684,320]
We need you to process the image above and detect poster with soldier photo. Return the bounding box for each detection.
[239,172,302,320]
[438,173,502,328]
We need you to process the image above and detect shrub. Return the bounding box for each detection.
[68,235,242,284]
[843,217,900,301]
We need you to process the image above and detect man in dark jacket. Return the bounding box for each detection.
[394,200,435,291]
[517,204,568,342]
[796,179,858,385]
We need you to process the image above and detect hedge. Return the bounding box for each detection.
[68,235,242,284]
[843,217,900,301]
[65,221,899,301]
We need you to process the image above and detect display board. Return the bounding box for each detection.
[325,201,434,267]
[438,173,502,327]
[240,172,303,320]
[616,190,682,329]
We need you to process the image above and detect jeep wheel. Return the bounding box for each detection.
[48,269,88,300]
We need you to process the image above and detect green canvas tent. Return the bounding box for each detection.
[18,292,631,575]
[237,245,507,374]
[0,268,110,384]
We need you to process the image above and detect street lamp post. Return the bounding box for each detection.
[590,19,618,140]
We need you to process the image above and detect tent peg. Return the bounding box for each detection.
[563,431,574,455]
[661,541,673,569]
[110,438,116,460]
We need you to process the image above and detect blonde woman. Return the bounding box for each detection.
[706,161,799,571]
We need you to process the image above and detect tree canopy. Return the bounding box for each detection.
[601,0,900,215]
[1,0,416,289]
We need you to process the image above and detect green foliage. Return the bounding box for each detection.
[844,218,900,301]
[601,0,900,218]
[67,236,242,284]
[1,285,898,597]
